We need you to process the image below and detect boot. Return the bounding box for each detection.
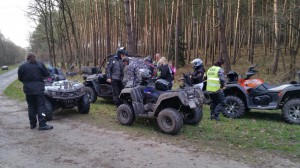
[39,124,53,130]
[30,124,37,129]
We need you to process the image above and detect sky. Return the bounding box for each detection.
[0,0,35,48]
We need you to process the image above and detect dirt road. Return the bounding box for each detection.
[0,70,299,168]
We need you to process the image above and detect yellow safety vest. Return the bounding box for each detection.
[206,66,221,92]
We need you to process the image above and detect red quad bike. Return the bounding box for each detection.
[222,64,300,124]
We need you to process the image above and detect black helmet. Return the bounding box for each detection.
[144,55,153,63]
[155,79,171,91]
[227,71,238,82]
[116,47,128,57]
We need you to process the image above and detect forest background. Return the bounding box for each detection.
[1,0,300,83]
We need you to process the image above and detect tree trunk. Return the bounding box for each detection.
[215,0,231,72]
[272,0,280,74]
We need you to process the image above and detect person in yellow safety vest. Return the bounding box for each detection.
[206,59,226,121]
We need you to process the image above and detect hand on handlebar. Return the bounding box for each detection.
[106,78,112,83]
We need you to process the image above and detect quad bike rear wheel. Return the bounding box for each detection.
[183,107,203,125]
[222,96,246,118]
[78,94,90,114]
[157,108,183,135]
[117,104,135,125]
[282,98,300,124]
[86,86,97,103]
[45,98,53,121]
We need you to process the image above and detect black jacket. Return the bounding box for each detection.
[191,66,205,84]
[18,61,50,95]
[159,64,173,83]
[105,55,125,81]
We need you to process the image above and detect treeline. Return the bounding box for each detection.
[28,0,300,79]
[0,32,26,66]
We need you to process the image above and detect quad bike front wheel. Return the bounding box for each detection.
[282,98,300,124]
[45,98,53,121]
[222,96,246,118]
[157,108,183,135]
[78,94,90,114]
[117,104,135,125]
[183,106,203,125]
[86,86,97,103]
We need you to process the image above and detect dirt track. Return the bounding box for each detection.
[0,70,299,168]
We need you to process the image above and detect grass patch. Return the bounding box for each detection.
[0,64,20,75]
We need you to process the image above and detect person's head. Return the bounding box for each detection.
[155,53,161,61]
[122,56,130,65]
[191,58,203,68]
[168,61,173,67]
[116,47,128,59]
[144,55,153,63]
[26,52,37,63]
[158,57,168,65]
[214,58,224,67]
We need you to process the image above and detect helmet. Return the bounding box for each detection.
[116,47,128,57]
[122,57,130,64]
[144,55,153,63]
[138,68,152,81]
[155,79,171,91]
[191,58,203,68]
[227,71,238,82]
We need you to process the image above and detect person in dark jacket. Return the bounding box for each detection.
[190,58,205,90]
[157,57,173,89]
[105,47,128,106]
[144,56,155,76]
[18,52,53,130]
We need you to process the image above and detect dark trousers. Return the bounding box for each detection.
[111,80,123,106]
[209,90,225,118]
[26,93,47,126]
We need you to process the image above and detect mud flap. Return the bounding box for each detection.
[131,87,144,115]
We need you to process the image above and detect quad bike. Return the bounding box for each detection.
[117,76,204,135]
[44,66,90,120]
[223,64,300,124]
[1,65,8,70]
[83,55,141,103]
[179,73,211,104]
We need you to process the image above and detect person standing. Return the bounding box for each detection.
[18,52,53,130]
[106,47,128,106]
[206,59,226,121]
[127,57,148,86]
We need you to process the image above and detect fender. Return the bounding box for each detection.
[224,83,250,107]
[277,84,300,108]
[153,91,189,116]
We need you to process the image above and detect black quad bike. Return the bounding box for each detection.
[222,65,300,124]
[117,78,204,135]
[83,55,141,103]
[44,66,90,120]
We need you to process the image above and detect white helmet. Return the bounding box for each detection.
[191,58,203,67]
